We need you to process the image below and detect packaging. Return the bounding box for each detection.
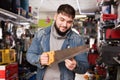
[102,14,117,21]
[0,62,18,80]
[105,28,120,40]
[0,49,16,64]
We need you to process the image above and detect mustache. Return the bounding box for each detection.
[55,25,71,36]
[60,26,67,28]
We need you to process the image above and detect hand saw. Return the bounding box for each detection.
[43,45,89,65]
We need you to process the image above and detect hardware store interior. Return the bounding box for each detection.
[0,0,120,80]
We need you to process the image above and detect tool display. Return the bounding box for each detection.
[43,45,89,65]
[0,49,16,64]
[100,45,120,65]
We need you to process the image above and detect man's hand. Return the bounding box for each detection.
[65,58,77,71]
[40,53,49,65]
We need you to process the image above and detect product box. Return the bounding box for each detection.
[0,49,16,65]
[0,62,18,80]
[105,28,120,40]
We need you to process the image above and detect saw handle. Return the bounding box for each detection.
[43,51,55,65]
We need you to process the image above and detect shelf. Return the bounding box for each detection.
[0,8,29,24]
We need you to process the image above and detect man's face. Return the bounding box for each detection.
[54,13,74,33]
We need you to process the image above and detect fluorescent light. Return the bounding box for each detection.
[75,15,87,18]
[19,22,30,25]
[80,12,95,15]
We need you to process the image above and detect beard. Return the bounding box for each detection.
[54,23,71,36]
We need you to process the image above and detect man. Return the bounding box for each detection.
[26,4,89,80]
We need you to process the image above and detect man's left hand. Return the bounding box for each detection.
[65,58,77,71]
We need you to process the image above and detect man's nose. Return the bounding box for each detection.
[63,21,67,26]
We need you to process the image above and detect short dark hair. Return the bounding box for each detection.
[57,4,75,19]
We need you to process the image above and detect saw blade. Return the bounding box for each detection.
[50,45,89,65]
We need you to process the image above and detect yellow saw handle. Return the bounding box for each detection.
[44,51,55,65]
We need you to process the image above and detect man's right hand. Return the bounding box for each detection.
[40,53,49,65]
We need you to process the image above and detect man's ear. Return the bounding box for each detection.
[54,13,57,21]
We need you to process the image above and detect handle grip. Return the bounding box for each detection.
[43,51,55,65]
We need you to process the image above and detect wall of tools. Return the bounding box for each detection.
[96,0,120,80]
[0,7,36,79]
[84,0,120,80]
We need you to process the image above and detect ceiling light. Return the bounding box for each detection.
[75,15,87,18]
